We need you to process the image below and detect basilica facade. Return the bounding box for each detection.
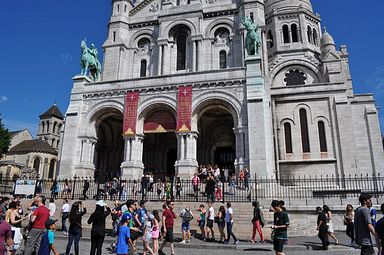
[58,0,384,180]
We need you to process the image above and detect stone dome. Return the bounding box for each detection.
[320,30,336,53]
[265,0,313,14]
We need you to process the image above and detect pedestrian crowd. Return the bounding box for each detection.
[0,191,383,255]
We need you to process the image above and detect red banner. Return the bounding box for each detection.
[144,110,176,133]
[176,86,192,132]
[123,92,139,136]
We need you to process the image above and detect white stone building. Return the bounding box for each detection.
[58,0,384,180]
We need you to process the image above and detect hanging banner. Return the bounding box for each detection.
[176,85,192,132]
[144,110,176,133]
[123,92,139,136]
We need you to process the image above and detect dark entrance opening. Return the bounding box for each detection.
[197,106,235,170]
[142,109,177,178]
[94,109,124,182]
[214,147,235,168]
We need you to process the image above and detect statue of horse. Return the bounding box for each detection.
[80,39,102,81]
[241,17,261,56]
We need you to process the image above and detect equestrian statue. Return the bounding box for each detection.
[241,17,262,56]
[80,39,102,81]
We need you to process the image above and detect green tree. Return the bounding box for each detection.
[0,115,11,159]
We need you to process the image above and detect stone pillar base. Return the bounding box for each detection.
[175,160,198,179]
[121,161,144,180]
[66,164,96,179]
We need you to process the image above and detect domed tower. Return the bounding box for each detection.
[265,0,322,86]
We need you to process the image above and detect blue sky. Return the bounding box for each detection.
[0,0,383,136]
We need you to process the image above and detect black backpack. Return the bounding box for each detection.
[183,209,194,222]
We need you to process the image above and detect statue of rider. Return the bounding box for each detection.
[89,44,99,62]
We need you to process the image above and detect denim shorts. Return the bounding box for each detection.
[181,222,190,231]
[198,220,206,228]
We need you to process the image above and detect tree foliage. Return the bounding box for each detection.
[0,115,11,159]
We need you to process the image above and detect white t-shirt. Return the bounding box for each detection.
[62,203,70,213]
[225,207,233,223]
[49,203,56,217]
[208,206,215,220]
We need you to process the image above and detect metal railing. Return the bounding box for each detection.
[5,174,384,205]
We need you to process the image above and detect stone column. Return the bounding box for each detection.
[158,45,163,75]
[245,56,274,177]
[234,126,247,172]
[175,132,198,179]
[121,135,144,179]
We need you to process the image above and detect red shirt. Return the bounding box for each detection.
[163,209,176,228]
[0,220,11,255]
[32,205,50,229]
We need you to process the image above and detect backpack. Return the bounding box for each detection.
[183,209,194,222]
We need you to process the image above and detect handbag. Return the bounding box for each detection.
[214,216,220,224]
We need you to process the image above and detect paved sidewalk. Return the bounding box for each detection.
[55,230,359,252]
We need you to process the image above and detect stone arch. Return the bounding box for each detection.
[294,103,313,125]
[163,20,197,38]
[314,116,331,127]
[271,60,321,87]
[192,91,242,128]
[129,29,155,48]
[279,117,295,127]
[205,18,235,38]
[137,95,177,134]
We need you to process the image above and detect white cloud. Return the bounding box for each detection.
[60,52,73,64]
[2,119,38,137]
[0,95,8,103]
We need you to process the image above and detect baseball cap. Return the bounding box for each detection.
[122,213,131,223]
[45,219,57,229]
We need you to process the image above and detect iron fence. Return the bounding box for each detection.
[4,174,384,205]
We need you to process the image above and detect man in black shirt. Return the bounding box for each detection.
[316,206,330,250]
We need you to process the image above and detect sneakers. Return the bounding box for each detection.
[233,240,239,245]
[180,240,186,244]
[186,240,190,244]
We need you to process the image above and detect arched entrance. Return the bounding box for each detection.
[48,159,56,179]
[142,108,177,177]
[33,157,41,174]
[197,104,236,170]
[94,108,124,181]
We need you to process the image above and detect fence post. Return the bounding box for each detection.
[72,176,77,200]
[254,173,257,202]
[222,177,225,203]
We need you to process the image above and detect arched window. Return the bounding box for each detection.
[53,122,57,134]
[299,109,310,153]
[124,5,127,12]
[283,25,290,44]
[267,30,274,49]
[42,123,45,134]
[48,159,56,179]
[117,4,120,12]
[291,24,299,42]
[313,28,318,46]
[52,139,55,147]
[250,12,254,22]
[284,123,293,153]
[176,33,187,70]
[219,50,227,69]
[46,121,50,133]
[307,26,312,44]
[318,121,327,152]
[113,31,116,42]
[140,59,147,77]
[33,157,41,173]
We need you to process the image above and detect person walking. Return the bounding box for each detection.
[316,206,330,250]
[159,201,176,255]
[37,219,59,255]
[88,200,111,255]
[115,213,132,255]
[9,201,27,252]
[192,173,200,201]
[175,178,182,200]
[224,202,239,245]
[355,193,379,255]
[61,199,70,235]
[216,205,226,243]
[197,204,206,241]
[322,205,339,245]
[250,201,264,243]
[151,210,160,255]
[24,196,50,255]
[48,199,56,220]
[271,200,290,255]
[0,206,13,255]
[179,206,193,244]
[206,201,215,241]
[344,204,355,245]
[83,179,90,200]
[65,201,87,255]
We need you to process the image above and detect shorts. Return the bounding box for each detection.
[181,222,190,231]
[198,220,206,228]
[145,232,152,242]
[165,227,174,243]
[207,219,214,228]
[151,229,159,239]
[273,238,286,253]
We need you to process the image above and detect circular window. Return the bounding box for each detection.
[284,69,307,86]
[137,37,151,48]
